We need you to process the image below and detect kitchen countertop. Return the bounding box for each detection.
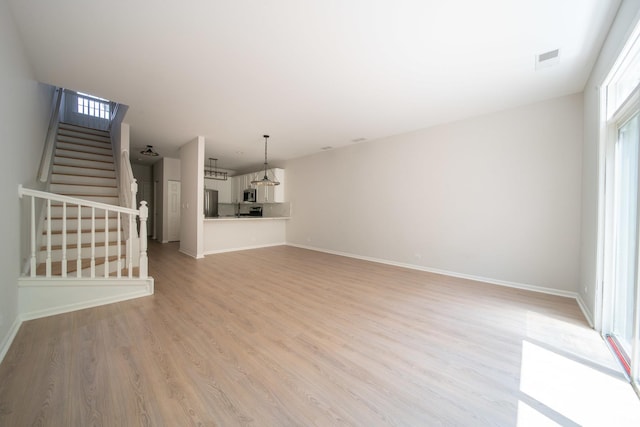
[204,216,290,221]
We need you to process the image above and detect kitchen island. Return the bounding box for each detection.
[203,216,289,254]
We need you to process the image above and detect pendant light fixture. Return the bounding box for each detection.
[251,135,280,186]
[204,158,228,181]
[139,145,159,157]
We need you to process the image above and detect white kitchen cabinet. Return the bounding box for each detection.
[230,168,286,203]
[231,175,246,203]
[256,168,285,203]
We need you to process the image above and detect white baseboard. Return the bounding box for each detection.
[178,248,204,259]
[0,316,22,365]
[576,294,595,328]
[18,277,154,321]
[0,278,154,364]
[287,243,579,300]
[203,242,286,256]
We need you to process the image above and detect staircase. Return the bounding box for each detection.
[37,123,124,277]
[51,123,118,203]
[17,88,152,323]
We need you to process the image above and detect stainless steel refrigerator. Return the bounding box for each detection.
[203,189,218,217]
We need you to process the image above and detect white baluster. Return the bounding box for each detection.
[90,206,96,278]
[139,201,148,279]
[61,202,67,277]
[128,213,133,278]
[116,212,122,278]
[46,199,52,277]
[76,203,82,277]
[104,209,109,278]
[30,196,36,277]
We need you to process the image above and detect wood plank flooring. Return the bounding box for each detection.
[1,242,639,426]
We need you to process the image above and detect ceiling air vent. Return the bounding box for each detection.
[535,49,560,70]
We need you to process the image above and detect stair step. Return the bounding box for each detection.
[38,243,126,263]
[52,164,116,179]
[55,148,114,163]
[54,156,115,171]
[43,231,125,246]
[49,206,129,218]
[57,134,111,149]
[36,255,123,276]
[54,194,120,205]
[44,217,120,231]
[42,241,124,251]
[51,174,116,187]
[56,141,113,157]
[59,123,110,139]
[50,183,118,197]
[112,267,140,278]
[43,227,121,236]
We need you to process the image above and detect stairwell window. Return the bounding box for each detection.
[76,92,110,119]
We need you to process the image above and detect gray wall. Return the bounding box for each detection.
[0,0,53,357]
[285,94,583,296]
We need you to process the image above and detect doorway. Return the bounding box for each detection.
[604,112,640,383]
[599,21,640,395]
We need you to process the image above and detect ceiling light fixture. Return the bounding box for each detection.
[204,158,228,181]
[139,145,159,157]
[251,135,280,186]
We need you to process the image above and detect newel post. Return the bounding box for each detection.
[139,201,148,278]
[130,179,138,209]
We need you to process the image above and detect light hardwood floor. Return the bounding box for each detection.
[1,242,639,426]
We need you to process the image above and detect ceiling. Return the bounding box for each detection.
[9,0,621,173]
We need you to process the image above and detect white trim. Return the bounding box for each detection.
[0,316,22,365]
[576,294,595,328]
[179,248,204,259]
[203,242,286,256]
[18,277,153,287]
[18,277,154,321]
[287,243,580,300]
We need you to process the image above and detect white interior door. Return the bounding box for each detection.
[167,180,181,242]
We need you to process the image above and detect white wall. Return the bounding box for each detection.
[286,94,583,295]
[203,219,287,254]
[580,0,640,324]
[179,137,204,258]
[153,157,180,243]
[0,0,53,359]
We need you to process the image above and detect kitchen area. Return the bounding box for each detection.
[202,167,290,254]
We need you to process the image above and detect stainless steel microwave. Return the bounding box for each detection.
[243,188,256,202]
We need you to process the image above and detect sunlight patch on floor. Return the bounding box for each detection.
[516,400,562,427]
[519,340,640,427]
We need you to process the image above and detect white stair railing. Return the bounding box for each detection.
[120,150,137,210]
[19,185,148,279]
